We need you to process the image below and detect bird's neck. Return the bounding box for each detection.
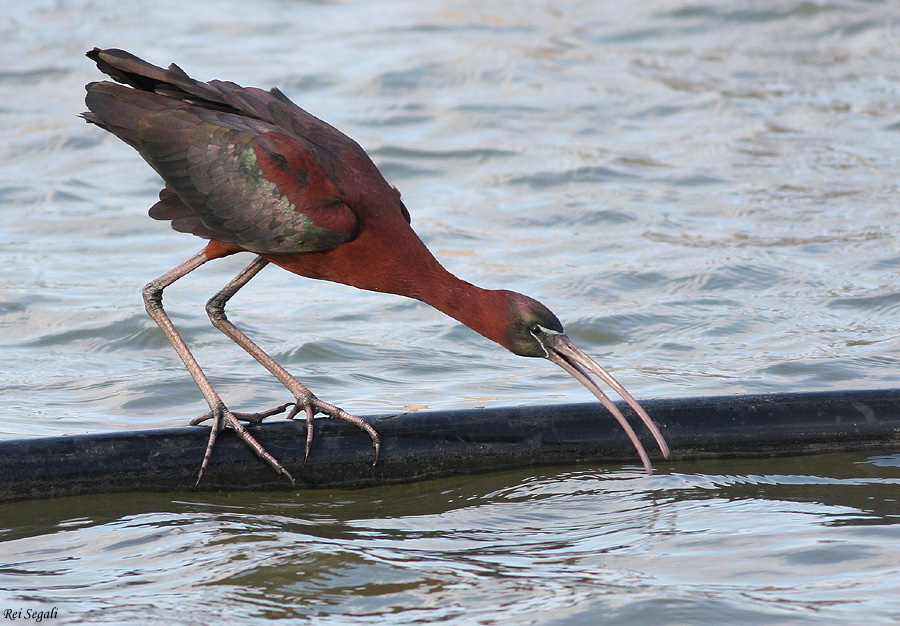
[397,252,514,352]
[263,220,515,351]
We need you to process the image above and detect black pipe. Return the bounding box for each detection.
[2,389,899,503]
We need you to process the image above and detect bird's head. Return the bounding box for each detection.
[499,290,670,473]
[500,291,565,357]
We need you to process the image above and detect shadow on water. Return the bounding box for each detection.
[2,451,897,541]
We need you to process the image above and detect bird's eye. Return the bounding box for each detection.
[530,324,542,336]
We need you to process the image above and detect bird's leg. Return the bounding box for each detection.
[201,255,381,465]
[143,249,294,485]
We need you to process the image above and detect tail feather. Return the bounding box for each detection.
[86,48,233,113]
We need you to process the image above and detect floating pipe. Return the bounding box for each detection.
[2,389,899,503]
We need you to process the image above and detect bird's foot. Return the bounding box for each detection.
[190,394,380,471]
[285,393,381,467]
[195,402,295,487]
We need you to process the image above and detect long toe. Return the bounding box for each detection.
[194,403,295,486]
[196,404,226,485]
[221,409,295,484]
[190,402,294,426]
[303,396,381,465]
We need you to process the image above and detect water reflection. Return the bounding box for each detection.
[2,452,897,624]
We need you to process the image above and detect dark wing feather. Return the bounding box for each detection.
[149,187,222,240]
[87,48,248,114]
[82,48,427,253]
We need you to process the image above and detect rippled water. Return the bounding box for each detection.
[2,0,900,624]
[2,454,900,625]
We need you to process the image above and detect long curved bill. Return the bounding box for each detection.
[539,330,670,474]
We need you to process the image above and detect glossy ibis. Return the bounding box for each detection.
[82,48,669,484]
